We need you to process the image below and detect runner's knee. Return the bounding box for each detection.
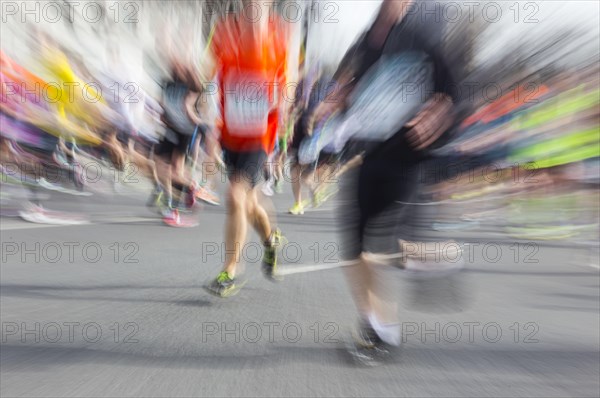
[227,183,247,212]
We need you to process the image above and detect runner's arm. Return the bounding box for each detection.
[185,91,208,127]
[308,0,414,134]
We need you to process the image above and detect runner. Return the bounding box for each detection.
[310,0,463,363]
[287,74,332,214]
[205,0,289,297]
[1,50,92,224]
[153,55,208,226]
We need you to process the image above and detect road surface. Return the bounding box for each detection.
[1,178,599,397]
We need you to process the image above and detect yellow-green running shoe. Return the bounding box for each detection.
[262,228,284,281]
[289,202,305,215]
[205,271,243,298]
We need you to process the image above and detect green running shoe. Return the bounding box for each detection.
[262,228,284,281]
[205,271,242,298]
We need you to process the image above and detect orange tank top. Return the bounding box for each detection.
[211,16,288,153]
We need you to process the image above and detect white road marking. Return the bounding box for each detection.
[278,260,358,275]
[0,221,74,231]
[0,216,160,231]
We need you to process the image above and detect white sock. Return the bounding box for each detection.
[368,312,401,346]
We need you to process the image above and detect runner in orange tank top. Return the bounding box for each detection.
[205,0,289,297]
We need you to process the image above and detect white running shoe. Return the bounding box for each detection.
[262,181,274,197]
[19,204,89,225]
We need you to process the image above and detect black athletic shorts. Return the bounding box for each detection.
[154,129,192,160]
[223,148,268,188]
[338,127,423,260]
[290,114,309,152]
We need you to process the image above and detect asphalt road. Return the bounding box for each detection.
[1,177,599,397]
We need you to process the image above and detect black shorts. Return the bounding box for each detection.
[131,134,155,158]
[290,115,309,152]
[223,148,268,187]
[338,127,423,260]
[154,129,192,160]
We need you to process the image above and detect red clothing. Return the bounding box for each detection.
[461,84,550,128]
[211,16,288,153]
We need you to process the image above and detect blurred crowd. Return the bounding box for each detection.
[1,0,598,249]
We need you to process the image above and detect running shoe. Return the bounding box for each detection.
[261,181,274,197]
[262,228,284,281]
[196,186,220,206]
[354,319,385,349]
[288,202,304,215]
[274,178,283,194]
[162,208,199,228]
[38,178,92,196]
[18,204,88,225]
[162,208,181,226]
[347,320,394,366]
[205,271,240,297]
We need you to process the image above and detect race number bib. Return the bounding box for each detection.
[224,72,271,137]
